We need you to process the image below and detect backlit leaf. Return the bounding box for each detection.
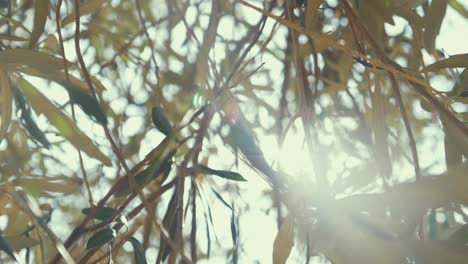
[61,0,107,27]
[0,49,64,73]
[4,236,39,251]
[423,54,468,72]
[29,0,49,48]
[19,78,112,166]
[273,216,294,264]
[0,232,17,261]
[0,70,12,145]
[423,0,448,52]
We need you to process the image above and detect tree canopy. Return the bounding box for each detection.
[0,0,467,263]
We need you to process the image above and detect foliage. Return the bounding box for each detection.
[0,0,467,263]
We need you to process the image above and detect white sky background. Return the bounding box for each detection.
[1,1,466,263]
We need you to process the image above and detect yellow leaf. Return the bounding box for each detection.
[0,70,12,145]
[0,49,63,73]
[61,0,107,27]
[29,0,49,48]
[18,78,112,166]
[273,216,294,264]
[422,53,468,72]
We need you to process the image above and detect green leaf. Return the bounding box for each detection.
[19,78,112,166]
[86,227,116,249]
[127,237,147,264]
[211,188,232,210]
[151,106,173,136]
[58,81,107,125]
[0,231,17,261]
[14,88,50,148]
[199,165,246,182]
[82,207,118,222]
[29,0,49,48]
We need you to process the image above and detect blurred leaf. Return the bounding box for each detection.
[273,215,294,264]
[4,236,39,251]
[114,141,174,197]
[58,81,107,125]
[161,190,178,261]
[0,34,27,42]
[199,165,246,182]
[86,227,115,249]
[29,0,48,48]
[0,70,12,145]
[230,206,238,264]
[82,207,118,222]
[19,78,112,166]
[0,232,17,261]
[0,49,63,73]
[17,177,81,197]
[423,54,468,72]
[14,88,50,148]
[61,0,107,27]
[151,106,173,136]
[423,0,448,52]
[127,237,147,264]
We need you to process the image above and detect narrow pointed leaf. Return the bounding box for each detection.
[82,207,118,222]
[0,232,17,261]
[19,78,112,166]
[29,0,49,48]
[127,237,148,264]
[4,236,39,251]
[0,70,12,145]
[58,81,107,125]
[199,165,246,182]
[86,227,116,249]
[14,88,50,148]
[0,49,64,73]
[423,54,468,72]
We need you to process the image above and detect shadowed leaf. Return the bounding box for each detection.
[199,165,246,182]
[86,227,116,249]
[82,207,118,222]
[127,237,148,264]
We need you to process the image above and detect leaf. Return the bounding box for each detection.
[4,236,39,251]
[14,88,50,148]
[423,0,448,52]
[211,188,232,210]
[17,177,82,197]
[29,0,49,48]
[273,216,294,264]
[58,81,107,125]
[230,206,238,264]
[19,78,112,166]
[0,49,64,73]
[161,190,178,261]
[199,165,246,182]
[114,143,173,197]
[0,70,12,145]
[86,227,116,249]
[423,54,468,72]
[151,106,173,136]
[127,237,148,264]
[0,34,27,42]
[82,207,118,222]
[61,0,107,27]
[0,232,17,261]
